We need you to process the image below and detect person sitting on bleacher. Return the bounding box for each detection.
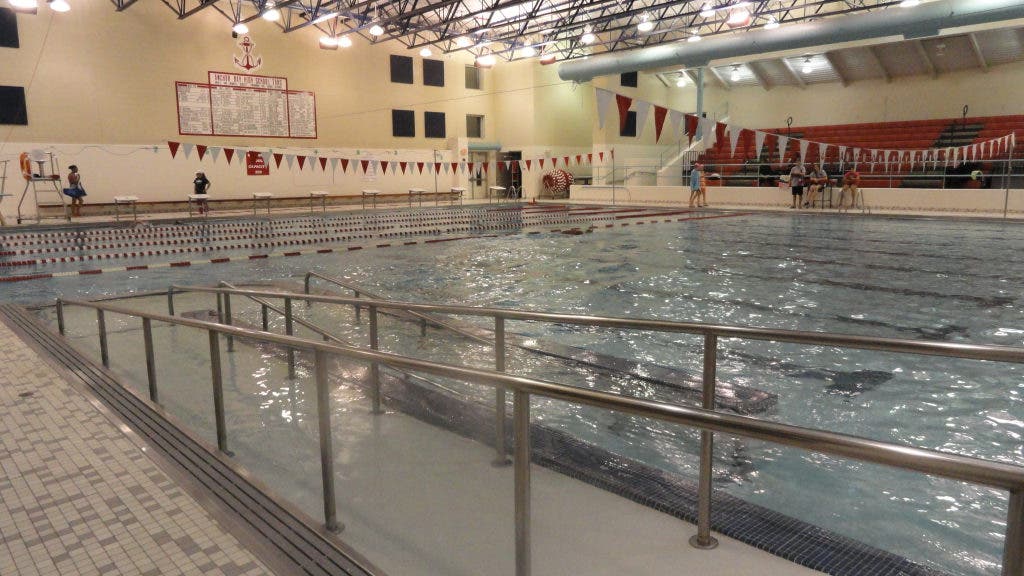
[803,163,828,208]
[838,168,860,210]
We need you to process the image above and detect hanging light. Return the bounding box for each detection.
[369,23,384,35]
[899,0,920,6]
[9,0,38,11]
[730,64,740,82]
[687,33,702,43]
[420,47,432,57]
[580,27,596,45]
[455,36,473,48]
[262,2,280,21]
[726,5,751,27]
[338,35,353,47]
[520,44,537,58]
[801,56,813,74]
[637,13,655,33]
[476,51,496,68]
[675,75,687,87]
[700,3,715,17]
[232,22,249,34]
[319,35,339,50]
[47,0,70,12]
[764,16,779,30]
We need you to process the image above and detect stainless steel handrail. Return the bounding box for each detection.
[57,296,1024,576]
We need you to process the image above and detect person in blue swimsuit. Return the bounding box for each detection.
[63,165,86,217]
[688,163,702,208]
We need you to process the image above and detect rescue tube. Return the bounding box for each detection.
[19,152,32,181]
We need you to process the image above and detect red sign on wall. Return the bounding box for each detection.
[246,151,270,176]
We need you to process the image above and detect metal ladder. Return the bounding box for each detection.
[17,152,69,224]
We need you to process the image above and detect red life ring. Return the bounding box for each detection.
[19,152,32,181]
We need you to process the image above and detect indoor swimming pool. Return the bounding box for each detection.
[15,206,1024,576]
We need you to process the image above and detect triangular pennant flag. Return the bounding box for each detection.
[776,135,789,162]
[460,162,467,174]
[817,142,828,164]
[668,110,684,140]
[482,161,489,173]
[330,157,339,172]
[685,114,699,142]
[196,144,208,161]
[416,162,424,174]
[380,161,389,174]
[340,158,349,172]
[468,162,475,174]
[273,153,283,168]
[224,148,235,164]
[552,157,559,167]
[297,155,306,170]
[182,143,194,159]
[399,161,407,174]
[525,159,532,171]
[288,155,298,170]
[503,161,511,172]
[319,157,327,170]
[754,131,766,160]
[587,153,593,164]
[209,146,221,162]
[728,125,741,157]
[563,156,570,166]
[615,94,633,134]
[599,151,605,162]
[633,100,652,138]
[434,162,441,174]
[450,162,458,174]
[575,154,582,165]
[799,140,810,164]
[168,141,181,158]
[539,158,545,169]
[595,88,614,130]
[360,159,370,173]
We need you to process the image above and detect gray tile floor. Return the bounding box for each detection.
[0,322,273,576]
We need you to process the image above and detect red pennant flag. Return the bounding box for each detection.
[498,161,507,172]
[399,161,407,174]
[319,157,327,170]
[434,162,441,174]
[575,154,582,165]
[416,162,424,174]
[297,156,306,170]
[599,151,605,162]
[552,157,559,167]
[615,94,633,134]
[196,145,208,160]
[360,159,370,173]
[168,141,181,158]
[685,114,699,142]
[611,149,615,159]
[451,162,458,174]
[539,158,546,169]
[340,158,350,172]
[482,162,489,173]
[587,153,593,164]
[224,148,235,164]
[382,161,390,174]
[468,162,475,173]
[274,153,283,168]
[653,106,668,142]
[563,156,570,166]
[525,159,532,170]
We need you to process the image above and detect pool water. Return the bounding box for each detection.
[19,209,1024,576]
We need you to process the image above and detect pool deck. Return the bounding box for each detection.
[0,309,825,576]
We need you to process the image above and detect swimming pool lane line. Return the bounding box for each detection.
[0,207,655,265]
[0,212,751,283]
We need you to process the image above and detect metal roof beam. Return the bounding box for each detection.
[866,45,891,82]
[913,39,937,78]
[967,32,989,72]
[747,61,772,91]
[779,58,807,88]
[823,51,849,86]
[705,65,731,90]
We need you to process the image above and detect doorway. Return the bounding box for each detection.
[468,151,489,199]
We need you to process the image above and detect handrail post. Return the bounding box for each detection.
[285,297,295,379]
[690,332,719,550]
[97,309,109,368]
[1004,490,1023,576]
[56,299,65,335]
[514,390,531,576]
[315,349,342,532]
[224,292,234,352]
[167,287,175,316]
[208,330,230,455]
[369,305,382,414]
[142,318,158,403]
[493,317,510,466]
[216,292,224,323]
[354,290,361,322]
[261,303,269,331]
[304,273,312,308]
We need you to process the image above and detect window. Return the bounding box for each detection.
[620,111,637,137]
[423,59,444,87]
[0,86,27,125]
[390,55,413,84]
[466,114,484,138]
[0,8,18,49]
[465,65,481,90]
[392,109,415,137]
[620,71,638,87]
[424,112,446,138]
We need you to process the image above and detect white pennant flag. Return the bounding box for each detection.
[702,119,718,148]
[260,151,271,167]
[668,110,684,139]
[634,100,652,138]
[330,157,339,172]
[777,135,789,162]
[818,142,829,164]
[728,125,741,157]
[754,131,767,160]
[595,88,614,130]
[460,162,467,174]
[208,146,221,162]
[517,160,526,173]
[305,155,314,170]
[285,155,295,169]
[503,161,511,172]
[182,143,194,159]
[799,140,810,164]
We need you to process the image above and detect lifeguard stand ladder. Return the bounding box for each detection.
[16,151,69,224]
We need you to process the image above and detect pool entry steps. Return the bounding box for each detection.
[32,279,1024,576]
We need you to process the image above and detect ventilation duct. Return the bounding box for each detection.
[559,0,1024,82]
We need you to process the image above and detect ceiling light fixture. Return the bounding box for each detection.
[520,44,537,58]
[420,47,432,57]
[687,33,702,43]
[899,0,920,7]
[319,35,339,50]
[476,51,496,68]
[369,23,384,35]
[455,36,473,48]
[262,2,280,21]
[637,13,655,33]
[764,16,779,29]
[47,0,69,12]
[801,56,813,74]
[312,11,338,24]
[338,35,353,47]
[726,6,751,27]
[580,27,596,44]
[700,3,715,18]
[730,65,740,81]
[676,76,687,87]
[232,22,249,34]
[9,0,38,10]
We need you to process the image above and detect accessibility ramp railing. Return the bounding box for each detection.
[56,294,1024,576]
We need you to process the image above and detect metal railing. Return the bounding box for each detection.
[57,291,1024,576]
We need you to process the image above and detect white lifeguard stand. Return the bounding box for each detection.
[17,149,69,224]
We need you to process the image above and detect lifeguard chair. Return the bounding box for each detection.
[16,150,69,224]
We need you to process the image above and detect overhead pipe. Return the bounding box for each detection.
[558,0,1024,82]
